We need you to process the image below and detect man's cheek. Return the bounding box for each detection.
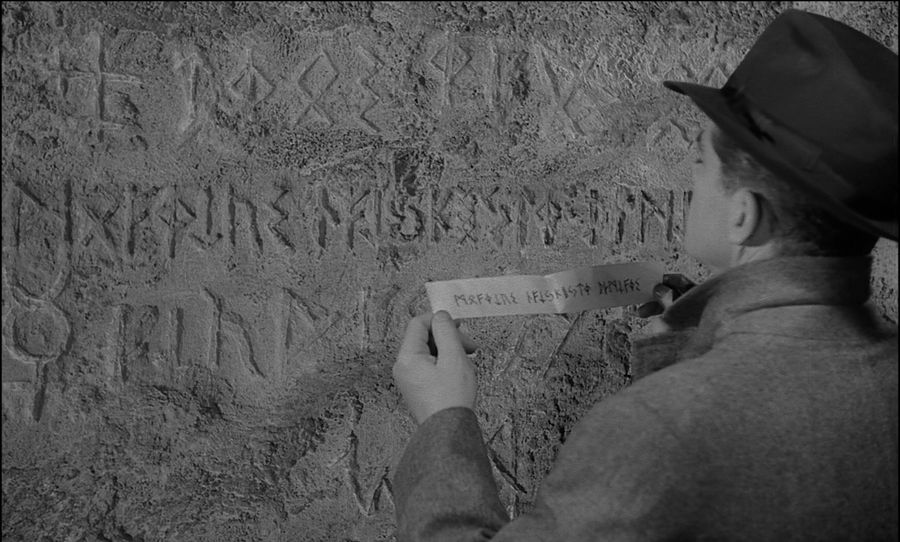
[684,203,702,247]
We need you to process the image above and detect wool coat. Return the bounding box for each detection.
[393,255,899,541]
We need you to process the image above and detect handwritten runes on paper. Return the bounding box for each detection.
[426,262,665,319]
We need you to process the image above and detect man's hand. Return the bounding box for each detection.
[637,274,695,333]
[393,311,479,424]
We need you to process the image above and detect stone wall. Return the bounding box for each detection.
[2,2,896,541]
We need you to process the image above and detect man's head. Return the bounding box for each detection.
[685,121,879,273]
[665,9,898,270]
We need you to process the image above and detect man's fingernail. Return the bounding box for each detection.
[434,310,451,321]
[653,285,671,297]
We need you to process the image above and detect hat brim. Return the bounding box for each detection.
[663,80,897,241]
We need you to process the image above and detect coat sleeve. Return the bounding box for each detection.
[393,386,705,542]
[393,407,509,541]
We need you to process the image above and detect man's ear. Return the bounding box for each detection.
[727,188,772,246]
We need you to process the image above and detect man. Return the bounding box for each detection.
[392,9,898,541]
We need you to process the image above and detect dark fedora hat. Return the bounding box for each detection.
[664,9,898,241]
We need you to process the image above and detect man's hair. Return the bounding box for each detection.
[710,126,879,257]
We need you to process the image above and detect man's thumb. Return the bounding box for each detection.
[431,311,466,360]
[653,284,674,308]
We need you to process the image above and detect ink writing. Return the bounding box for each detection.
[526,283,592,304]
[596,278,640,295]
[426,261,663,318]
[453,292,519,307]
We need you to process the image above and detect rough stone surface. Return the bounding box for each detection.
[1,2,896,541]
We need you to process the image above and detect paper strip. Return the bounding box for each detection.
[426,262,665,319]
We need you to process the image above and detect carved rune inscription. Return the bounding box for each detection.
[44,30,143,132]
[108,287,342,385]
[2,179,73,422]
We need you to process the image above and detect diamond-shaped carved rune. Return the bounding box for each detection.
[295,51,339,127]
[228,50,274,105]
[298,53,338,101]
[427,39,472,82]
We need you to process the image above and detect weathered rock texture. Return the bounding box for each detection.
[2,2,897,541]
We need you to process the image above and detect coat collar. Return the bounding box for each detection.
[663,255,872,331]
[633,255,877,366]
